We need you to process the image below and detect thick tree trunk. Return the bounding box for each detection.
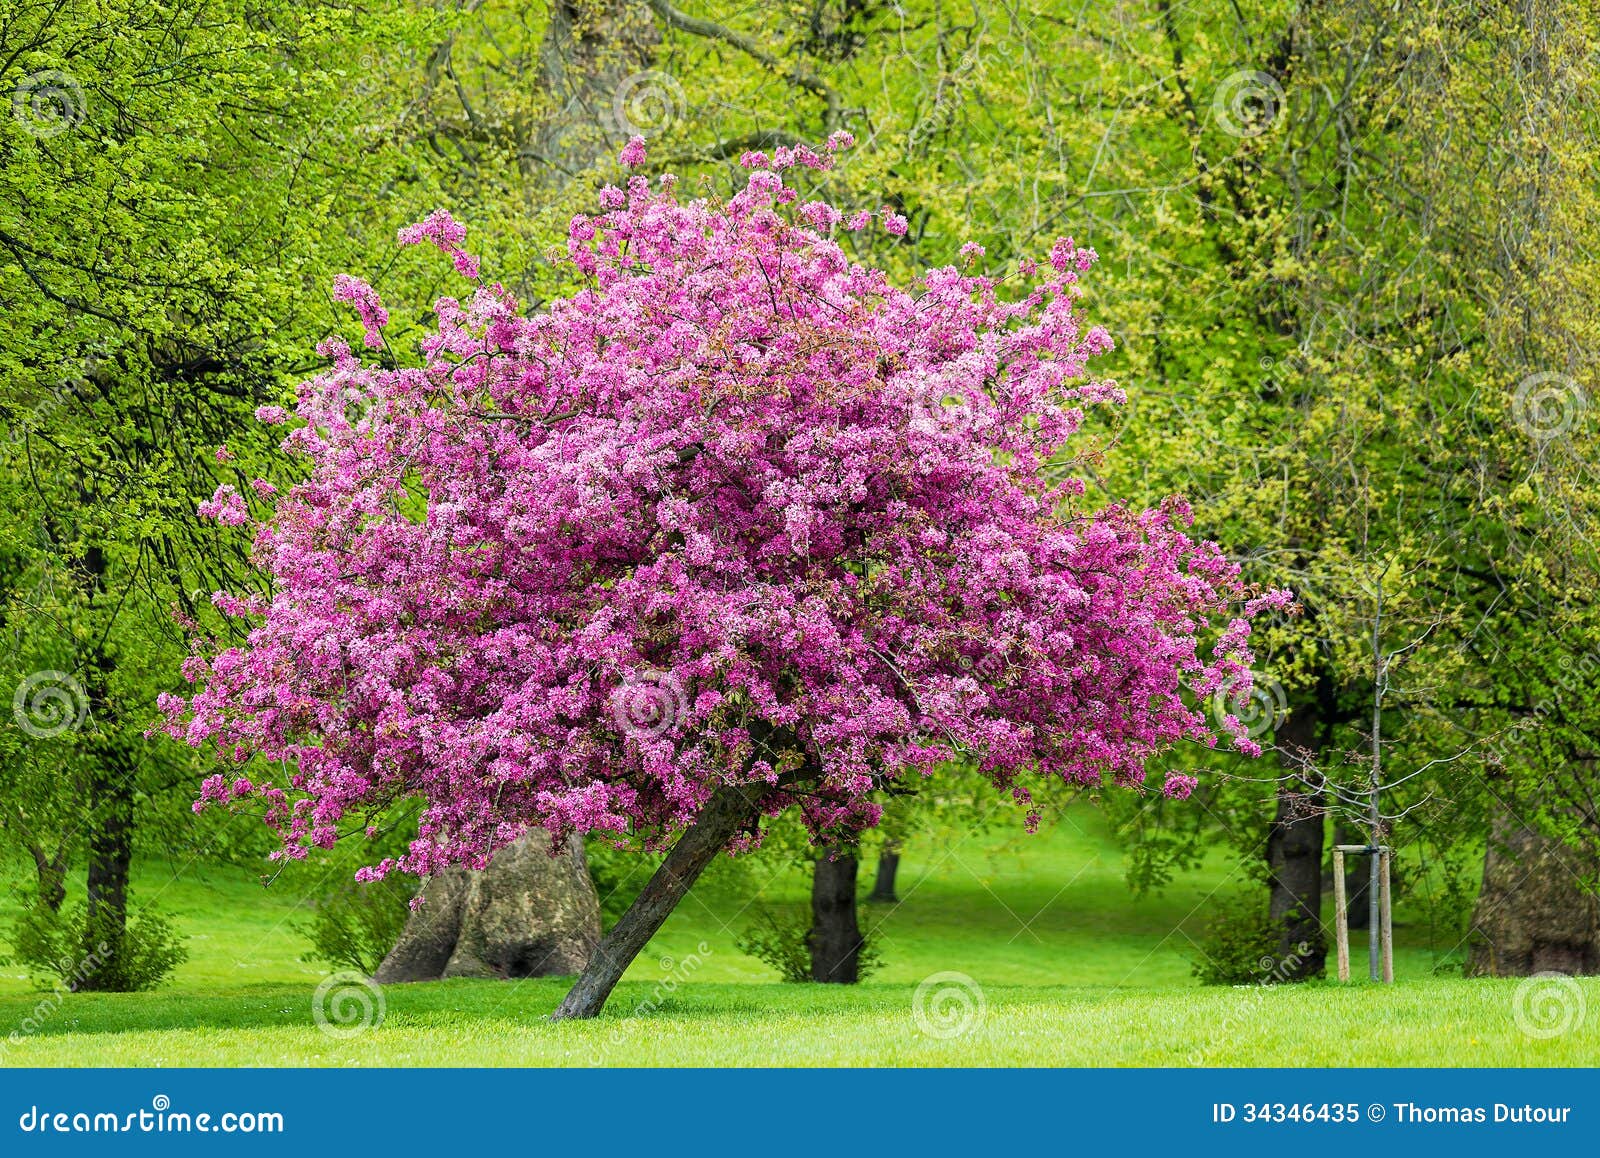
[551,783,760,1019]
[74,545,135,992]
[376,830,601,983]
[1468,803,1600,976]
[868,844,900,903]
[1266,705,1326,979]
[532,0,662,177]
[809,849,863,983]
[77,741,133,991]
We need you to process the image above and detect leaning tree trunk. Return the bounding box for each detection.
[1468,802,1600,976]
[809,849,863,983]
[376,830,601,982]
[552,782,762,1019]
[1266,704,1326,979]
[867,843,900,903]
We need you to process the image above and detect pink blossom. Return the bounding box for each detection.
[332,274,390,348]
[165,145,1284,879]
[398,209,479,280]
[1162,772,1199,800]
[620,136,648,167]
[197,484,247,526]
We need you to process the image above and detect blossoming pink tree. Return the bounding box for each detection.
[164,136,1285,1019]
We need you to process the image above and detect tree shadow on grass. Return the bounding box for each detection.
[0,977,1099,1041]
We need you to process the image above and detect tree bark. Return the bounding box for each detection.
[77,740,134,991]
[551,783,762,1019]
[532,0,661,177]
[376,829,601,983]
[74,539,136,992]
[867,844,900,903]
[1266,703,1326,979]
[809,849,863,983]
[25,841,69,913]
[1468,802,1600,976]
[1331,821,1370,929]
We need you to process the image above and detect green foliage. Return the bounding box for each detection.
[584,839,658,930]
[295,877,413,977]
[10,902,187,992]
[737,909,814,982]
[736,908,883,983]
[1190,893,1297,987]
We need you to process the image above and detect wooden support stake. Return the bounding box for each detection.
[1379,847,1394,984]
[1333,848,1350,982]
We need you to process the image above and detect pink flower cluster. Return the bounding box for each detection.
[163,141,1286,878]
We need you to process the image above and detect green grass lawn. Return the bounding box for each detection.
[1,807,1585,1066]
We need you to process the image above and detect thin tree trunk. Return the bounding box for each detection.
[867,844,900,903]
[1333,821,1370,929]
[809,849,862,983]
[551,783,759,1019]
[22,840,69,913]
